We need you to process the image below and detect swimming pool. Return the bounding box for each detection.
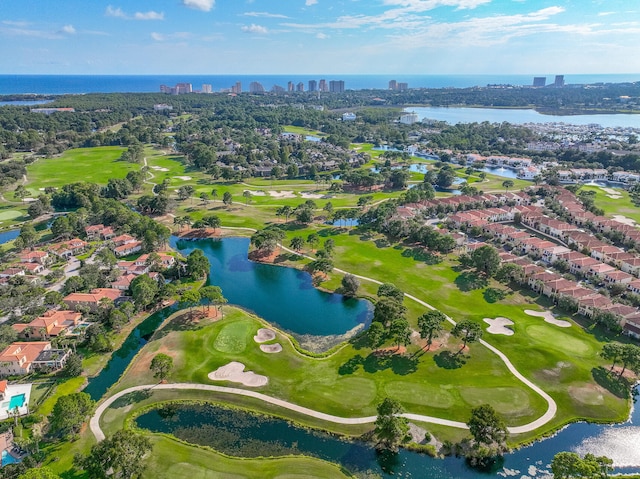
[8,394,25,410]
[1,449,21,466]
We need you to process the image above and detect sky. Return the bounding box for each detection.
[0,0,639,75]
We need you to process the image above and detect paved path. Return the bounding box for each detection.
[91,226,557,440]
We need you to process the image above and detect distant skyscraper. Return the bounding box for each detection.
[329,80,345,93]
[319,79,327,92]
[231,81,242,93]
[389,80,397,90]
[296,82,304,92]
[308,80,317,92]
[554,75,565,87]
[271,85,285,93]
[201,84,212,93]
[397,82,408,91]
[287,81,294,92]
[249,82,265,93]
[533,77,546,87]
[175,83,192,94]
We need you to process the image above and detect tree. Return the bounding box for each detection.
[74,429,152,479]
[390,319,411,350]
[179,289,201,317]
[242,190,252,205]
[186,249,210,279]
[200,285,224,313]
[618,343,640,376]
[62,353,83,377]
[49,392,94,438]
[467,404,508,447]
[417,310,446,349]
[0,324,18,350]
[551,452,613,479]
[373,397,409,451]
[306,232,320,251]
[130,274,158,310]
[290,236,305,252]
[222,191,233,207]
[276,205,293,223]
[18,468,61,479]
[373,296,407,329]
[367,321,386,347]
[211,188,218,201]
[601,342,624,371]
[341,274,360,297]
[150,353,173,381]
[470,245,501,278]
[377,283,404,303]
[19,223,38,248]
[502,179,514,192]
[452,319,483,351]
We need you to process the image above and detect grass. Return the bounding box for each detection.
[142,435,354,479]
[37,376,86,417]
[582,184,640,223]
[25,146,135,191]
[113,307,548,433]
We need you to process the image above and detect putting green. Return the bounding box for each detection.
[384,381,455,409]
[525,325,593,356]
[460,387,532,416]
[300,377,377,409]
[212,320,253,354]
[0,210,22,221]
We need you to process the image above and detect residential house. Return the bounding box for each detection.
[0,342,70,376]
[11,310,83,339]
[63,288,123,311]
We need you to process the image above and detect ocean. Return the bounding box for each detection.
[0,74,639,95]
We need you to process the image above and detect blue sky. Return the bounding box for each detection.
[0,0,638,75]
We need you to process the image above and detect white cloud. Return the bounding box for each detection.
[151,31,192,41]
[61,25,76,34]
[316,32,329,39]
[182,0,215,12]
[2,20,31,27]
[243,11,289,18]
[241,24,269,34]
[134,11,164,20]
[597,11,616,17]
[106,6,164,20]
[381,0,490,10]
[306,0,318,5]
[151,32,165,41]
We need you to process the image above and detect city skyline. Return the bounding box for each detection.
[1,0,640,75]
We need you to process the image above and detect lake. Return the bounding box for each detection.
[136,391,640,478]
[170,236,372,338]
[409,106,640,129]
[0,229,19,245]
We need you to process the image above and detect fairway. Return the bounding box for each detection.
[525,325,593,356]
[26,146,134,189]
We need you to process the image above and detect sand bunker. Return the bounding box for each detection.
[254,328,276,343]
[613,215,637,227]
[268,190,296,198]
[525,309,572,328]
[245,190,266,196]
[174,176,192,181]
[208,361,268,387]
[150,166,170,172]
[483,317,515,336]
[300,192,324,199]
[260,343,283,354]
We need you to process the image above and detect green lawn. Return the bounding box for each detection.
[583,185,640,223]
[25,146,134,191]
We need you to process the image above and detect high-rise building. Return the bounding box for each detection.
[533,77,546,87]
[554,75,565,87]
[397,82,408,91]
[249,82,265,94]
[318,79,327,92]
[389,80,397,90]
[308,80,317,92]
[271,85,285,93]
[329,80,345,93]
[296,82,304,92]
[287,81,294,92]
[231,81,242,94]
[175,83,192,94]
[201,84,212,94]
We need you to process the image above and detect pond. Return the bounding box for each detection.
[479,166,521,180]
[0,229,19,245]
[135,392,640,478]
[170,236,372,338]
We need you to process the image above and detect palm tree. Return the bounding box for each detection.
[243,190,252,205]
[211,188,218,202]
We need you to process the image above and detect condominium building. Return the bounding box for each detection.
[329,80,345,93]
[201,84,212,93]
[318,79,328,92]
[308,80,317,92]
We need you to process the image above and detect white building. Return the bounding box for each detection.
[399,112,419,124]
[342,112,357,121]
